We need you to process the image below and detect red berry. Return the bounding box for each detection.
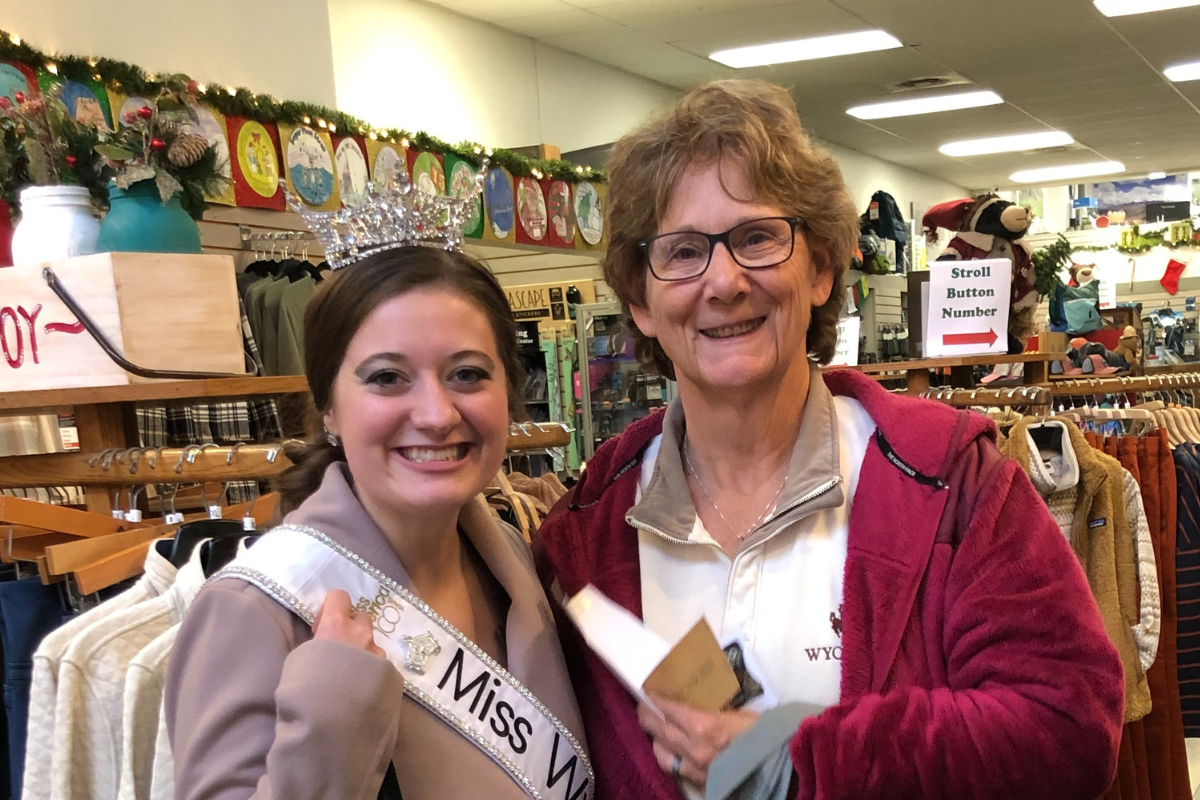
[0,97,10,110]
[151,138,166,150]
[13,91,24,103]
[138,106,153,119]
[123,111,137,125]
[186,80,200,94]
[65,155,77,167]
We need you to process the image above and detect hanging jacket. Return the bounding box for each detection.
[999,418,1151,722]
[535,369,1124,800]
[859,191,908,270]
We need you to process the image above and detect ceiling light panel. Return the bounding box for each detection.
[1094,0,1200,16]
[847,90,1003,120]
[710,30,902,68]
[1009,161,1126,184]
[939,131,1075,157]
[1165,60,1200,81]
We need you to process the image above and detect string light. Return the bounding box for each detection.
[328,123,336,133]
[226,86,237,96]
[401,138,410,148]
[45,62,57,75]
[575,166,584,174]
[485,148,493,157]
[368,132,378,140]
[87,58,97,67]
[473,146,483,155]
[9,34,20,46]
[302,115,311,124]
[196,83,206,93]
[317,118,327,129]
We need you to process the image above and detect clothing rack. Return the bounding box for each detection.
[1050,371,1200,396]
[239,225,318,255]
[0,422,573,492]
[0,443,297,489]
[0,377,311,514]
[919,385,1053,408]
[508,422,572,451]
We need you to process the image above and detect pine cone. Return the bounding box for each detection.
[167,134,208,168]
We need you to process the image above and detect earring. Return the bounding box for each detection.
[323,425,340,448]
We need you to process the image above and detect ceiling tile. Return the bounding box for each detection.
[437,0,1200,186]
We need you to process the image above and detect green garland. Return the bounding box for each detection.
[0,29,607,185]
[1071,222,1200,255]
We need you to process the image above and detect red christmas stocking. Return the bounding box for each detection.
[1161,258,1187,295]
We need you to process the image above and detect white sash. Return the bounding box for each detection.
[215,524,592,800]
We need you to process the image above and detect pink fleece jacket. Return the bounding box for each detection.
[535,368,1124,800]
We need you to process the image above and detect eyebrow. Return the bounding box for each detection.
[662,214,782,234]
[352,350,496,376]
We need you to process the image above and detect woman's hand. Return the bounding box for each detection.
[311,589,385,657]
[638,695,759,786]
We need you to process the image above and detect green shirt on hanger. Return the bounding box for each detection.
[276,276,317,376]
[259,277,291,376]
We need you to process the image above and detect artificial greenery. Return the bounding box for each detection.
[0,29,607,185]
[0,83,110,209]
[95,85,230,220]
[0,120,27,209]
[1031,233,1072,299]
[1071,221,1200,255]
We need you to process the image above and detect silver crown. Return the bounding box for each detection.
[284,157,489,269]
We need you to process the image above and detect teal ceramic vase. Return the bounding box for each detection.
[96,179,202,254]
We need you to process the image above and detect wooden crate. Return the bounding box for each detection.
[0,253,244,392]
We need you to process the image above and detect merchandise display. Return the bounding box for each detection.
[2,1,1200,798]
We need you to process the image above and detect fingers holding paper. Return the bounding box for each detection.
[639,694,758,786]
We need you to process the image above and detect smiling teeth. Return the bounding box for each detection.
[704,319,763,339]
[399,445,469,463]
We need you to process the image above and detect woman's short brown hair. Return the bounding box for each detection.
[603,79,859,377]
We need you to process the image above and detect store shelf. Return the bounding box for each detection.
[0,376,310,414]
[845,352,1062,394]
[855,352,1060,374]
[587,356,638,364]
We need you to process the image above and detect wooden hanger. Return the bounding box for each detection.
[1170,405,1200,443]
[42,493,279,594]
[0,496,149,563]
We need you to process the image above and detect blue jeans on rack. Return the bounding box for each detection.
[0,577,69,800]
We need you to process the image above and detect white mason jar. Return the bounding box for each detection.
[10,185,100,266]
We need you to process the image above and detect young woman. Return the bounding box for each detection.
[166,248,591,800]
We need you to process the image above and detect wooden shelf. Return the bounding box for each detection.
[840,352,1062,394]
[1144,363,1200,375]
[856,352,1060,375]
[0,376,310,414]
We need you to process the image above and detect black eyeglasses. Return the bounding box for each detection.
[639,216,803,282]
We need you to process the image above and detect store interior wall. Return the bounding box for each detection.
[0,0,339,107]
[819,139,969,223]
[325,0,678,154]
[3,0,974,291]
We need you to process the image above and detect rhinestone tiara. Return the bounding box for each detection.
[284,157,489,269]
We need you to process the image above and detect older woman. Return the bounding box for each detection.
[537,80,1123,800]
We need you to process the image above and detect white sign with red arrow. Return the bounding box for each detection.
[925,257,1012,358]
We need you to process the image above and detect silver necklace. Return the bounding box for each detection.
[682,438,789,542]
